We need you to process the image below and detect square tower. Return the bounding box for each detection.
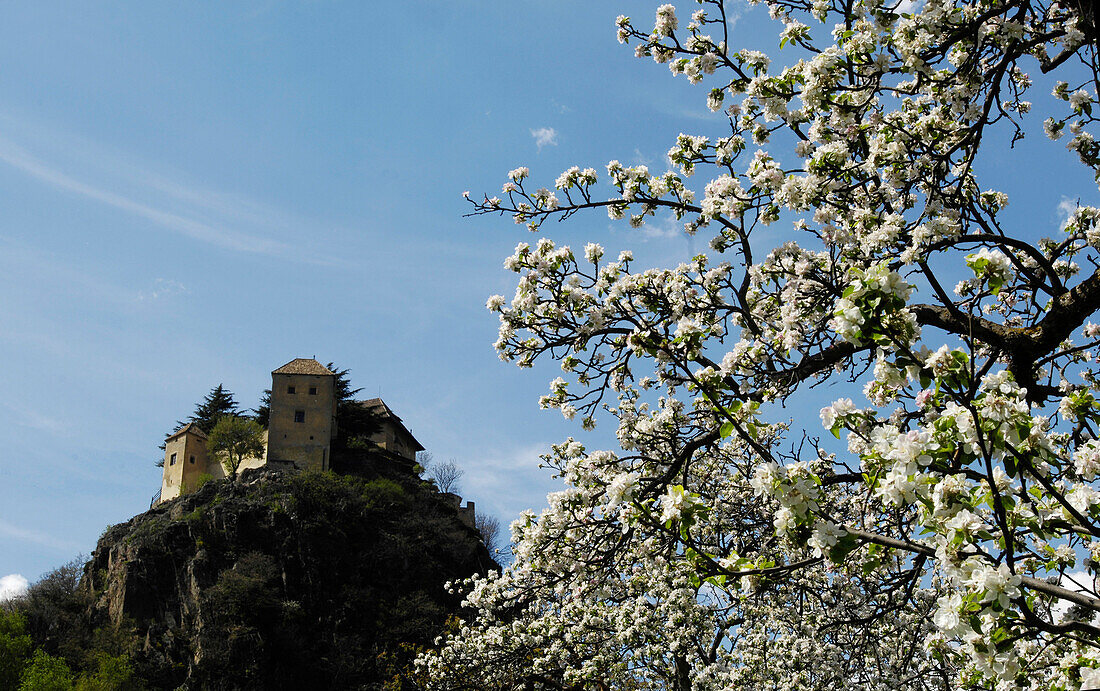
[160,423,213,501]
[267,358,337,471]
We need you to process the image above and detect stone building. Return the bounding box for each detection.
[359,398,425,461]
[157,358,424,503]
[266,358,338,472]
[160,423,213,500]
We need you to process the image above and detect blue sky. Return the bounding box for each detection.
[0,1,728,583]
[0,1,1094,586]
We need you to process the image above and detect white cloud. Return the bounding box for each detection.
[530,127,558,151]
[1058,196,1080,229]
[0,574,29,601]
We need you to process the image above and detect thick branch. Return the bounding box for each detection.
[846,528,1100,612]
[913,268,1100,401]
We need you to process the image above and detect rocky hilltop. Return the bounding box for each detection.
[79,460,495,689]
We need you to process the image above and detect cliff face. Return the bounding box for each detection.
[81,463,494,689]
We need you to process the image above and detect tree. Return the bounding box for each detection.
[18,650,72,691]
[415,450,434,473]
[158,384,241,463]
[474,514,507,562]
[422,1,1100,689]
[426,459,463,495]
[0,611,31,690]
[180,384,240,434]
[207,416,265,480]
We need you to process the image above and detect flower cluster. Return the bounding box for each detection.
[435,1,1100,688]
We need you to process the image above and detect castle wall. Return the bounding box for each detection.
[266,372,335,471]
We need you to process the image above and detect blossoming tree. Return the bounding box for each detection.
[421,0,1100,688]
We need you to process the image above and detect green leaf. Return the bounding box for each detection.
[828,533,860,563]
[720,422,735,438]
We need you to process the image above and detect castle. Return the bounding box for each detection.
[158,358,428,503]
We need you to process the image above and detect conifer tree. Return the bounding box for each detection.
[178,384,240,434]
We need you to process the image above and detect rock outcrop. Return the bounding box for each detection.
[81,461,495,689]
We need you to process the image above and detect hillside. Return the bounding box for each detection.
[73,460,495,689]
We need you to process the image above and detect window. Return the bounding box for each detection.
[189,455,196,464]
[287,385,296,394]
[294,410,305,423]
[170,453,177,466]
[309,386,318,395]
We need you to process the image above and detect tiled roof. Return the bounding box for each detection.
[360,397,396,418]
[272,358,335,376]
[165,422,207,441]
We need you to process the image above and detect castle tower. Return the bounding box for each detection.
[160,423,212,502]
[266,358,337,471]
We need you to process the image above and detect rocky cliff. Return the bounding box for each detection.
[80,461,495,689]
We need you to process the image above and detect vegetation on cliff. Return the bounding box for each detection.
[4,456,495,690]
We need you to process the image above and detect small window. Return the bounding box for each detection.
[189,455,196,464]
[294,410,306,423]
[309,386,318,395]
[170,453,177,466]
[287,385,296,394]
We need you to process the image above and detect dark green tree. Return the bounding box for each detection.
[252,388,271,428]
[325,363,384,450]
[159,384,241,463]
[207,416,265,480]
[178,384,239,434]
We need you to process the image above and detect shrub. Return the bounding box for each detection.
[18,649,72,691]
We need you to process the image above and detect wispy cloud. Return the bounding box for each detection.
[463,443,563,524]
[0,574,28,601]
[0,518,82,554]
[551,100,571,115]
[0,114,346,265]
[0,137,308,259]
[137,278,188,302]
[612,211,687,241]
[530,127,558,151]
[0,400,66,435]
